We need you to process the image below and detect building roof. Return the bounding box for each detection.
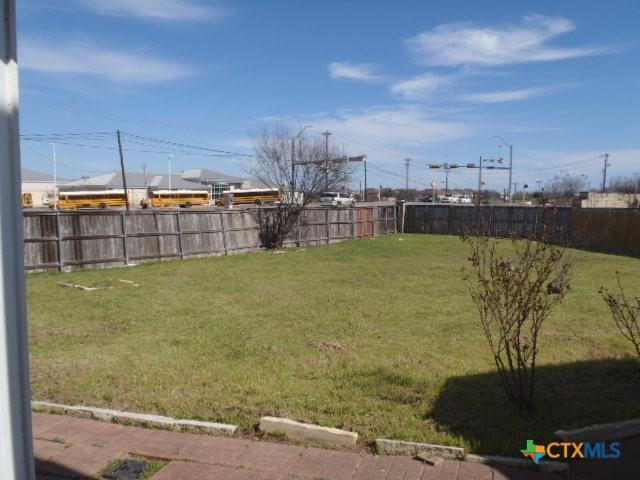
[21,168,69,183]
[243,177,276,189]
[180,168,246,184]
[64,172,202,190]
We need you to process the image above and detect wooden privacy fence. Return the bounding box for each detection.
[23,203,397,272]
[570,208,640,257]
[401,203,640,257]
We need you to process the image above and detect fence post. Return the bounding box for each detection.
[385,206,391,235]
[401,202,406,234]
[55,211,63,271]
[154,211,162,257]
[394,204,398,234]
[121,211,129,265]
[326,206,331,244]
[371,205,376,237]
[220,211,228,255]
[176,211,184,259]
[351,207,355,239]
[297,215,302,246]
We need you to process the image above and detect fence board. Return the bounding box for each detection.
[403,203,639,257]
[23,204,397,272]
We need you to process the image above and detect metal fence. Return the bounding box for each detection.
[23,203,397,272]
[400,203,640,257]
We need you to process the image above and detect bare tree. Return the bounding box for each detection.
[609,174,640,194]
[462,228,573,409]
[249,127,354,249]
[544,170,584,206]
[600,275,640,359]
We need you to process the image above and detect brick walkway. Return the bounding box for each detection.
[35,413,640,480]
[33,413,569,480]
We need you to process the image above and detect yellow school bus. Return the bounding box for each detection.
[141,190,211,208]
[216,188,282,206]
[52,190,128,209]
[22,192,33,208]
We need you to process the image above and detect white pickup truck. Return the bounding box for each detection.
[458,195,472,204]
[320,192,355,206]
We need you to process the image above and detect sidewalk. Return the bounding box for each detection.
[33,413,566,480]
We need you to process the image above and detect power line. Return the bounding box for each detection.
[21,143,111,175]
[367,162,427,187]
[120,132,254,157]
[21,131,255,158]
[20,131,114,139]
[21,138,249,158]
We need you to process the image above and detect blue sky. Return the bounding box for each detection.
[17,0,640,190]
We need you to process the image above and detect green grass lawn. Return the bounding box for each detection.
[27,234,640,455]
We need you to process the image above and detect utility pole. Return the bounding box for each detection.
[494,136,513,203]
[363,160,367,202]
[142,162,150,208]
[291,136,295,198]
[477,156,483,206]
[508,143,513,203]
[50,143,57,210]
[291,125,312,201]
[404,158,412,201]
[116,130,130,210]
[443,162,450,196]
[142,163,148,191]
[322,131,332,190]
[512,182,518,204]
[0,0,37,477]
[602,153,610,193]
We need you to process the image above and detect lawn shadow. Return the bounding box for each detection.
[429,358,640,456]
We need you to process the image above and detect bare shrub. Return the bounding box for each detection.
[462,228,573,409]
[600,275,640,359]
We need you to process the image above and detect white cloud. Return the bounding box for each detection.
[391,73,450,100]
[21,38,195,84]
[407,15,605,66]
[311,106,472,155]
[73,0,226,22]
[459,87,553,104]
[328,62,381,81]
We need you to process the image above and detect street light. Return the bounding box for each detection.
[494,136,514,203]
[50,143,57,210]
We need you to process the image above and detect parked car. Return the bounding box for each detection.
[320,192,355,206]
[440,195,458,204]
[458,195,472,204]
[422,194,442,203]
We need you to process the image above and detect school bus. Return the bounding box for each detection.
[51,190,128,209]
[216,188,283,206]
[140,190,211,208]
[22,192,33,208]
